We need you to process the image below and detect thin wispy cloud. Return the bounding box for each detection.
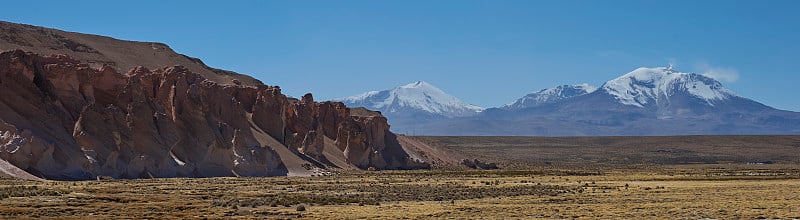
[694,62,739,83]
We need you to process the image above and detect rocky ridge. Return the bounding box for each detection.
[0,50,427,180]
[503,84,597,110]
[0,20,262,86]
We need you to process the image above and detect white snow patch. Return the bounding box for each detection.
[337,90,380,103]
[170,152,186,166]
[80,147,98,164]
[1,131,24,153]
[575,83,598,93]
[504,83,596,109]
[336,81,484,117]
[232,148,245,167]
[601,67,736,107]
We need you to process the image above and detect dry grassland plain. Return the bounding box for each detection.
[1,168,799,219]
[1,135,799,219]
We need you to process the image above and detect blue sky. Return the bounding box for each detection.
[3,1,799,111]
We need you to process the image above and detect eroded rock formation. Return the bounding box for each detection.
[0,50,427,180]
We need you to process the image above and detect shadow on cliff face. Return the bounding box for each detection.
[381,132,431,170]
[0,50,428,180]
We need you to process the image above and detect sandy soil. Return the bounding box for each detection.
[0,158,42,181]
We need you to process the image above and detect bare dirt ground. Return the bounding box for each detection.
[418,135,800,169]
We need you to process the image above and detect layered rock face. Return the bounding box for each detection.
[0,50,426,180]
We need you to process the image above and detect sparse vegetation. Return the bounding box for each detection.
[0,185,69,200]
[0,168,798,218]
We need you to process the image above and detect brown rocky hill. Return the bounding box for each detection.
[0,21,261,86]
[0,50,428,180]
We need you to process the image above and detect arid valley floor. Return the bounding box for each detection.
[2,136,799,219]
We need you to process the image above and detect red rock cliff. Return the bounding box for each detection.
[0,50,427,180]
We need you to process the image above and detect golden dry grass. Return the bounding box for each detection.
[1,168,798,219]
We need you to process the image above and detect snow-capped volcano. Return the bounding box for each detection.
[336,81,483,118]
[601,67,737,108]
[504,84,596,110]
[398,66,800,136]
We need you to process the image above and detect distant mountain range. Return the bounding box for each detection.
[338,67,800,135]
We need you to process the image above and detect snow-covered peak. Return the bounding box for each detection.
[336,81,484,117]
[601,67,736,108]
[504,84,596,110]
[399,80,434,89]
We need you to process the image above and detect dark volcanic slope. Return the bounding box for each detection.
[0,20,261,86]
[421,135,800,168]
